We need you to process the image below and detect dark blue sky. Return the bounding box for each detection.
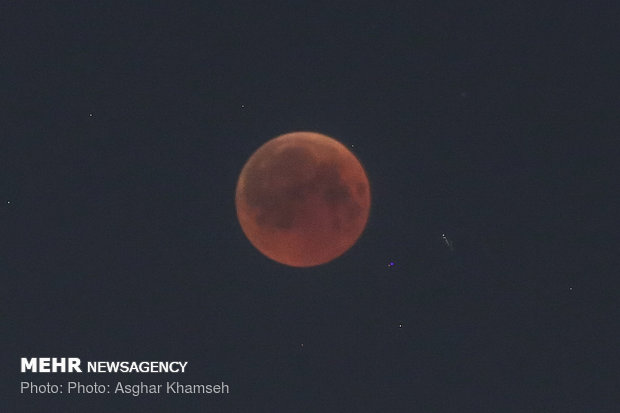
[3,2,616,411]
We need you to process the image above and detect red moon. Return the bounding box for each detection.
[235,132,371,267]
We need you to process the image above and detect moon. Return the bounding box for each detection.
[235,132,371,267]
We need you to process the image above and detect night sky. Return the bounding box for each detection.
[3,2,617,412]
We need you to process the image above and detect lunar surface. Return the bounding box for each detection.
[235,132,371,267]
